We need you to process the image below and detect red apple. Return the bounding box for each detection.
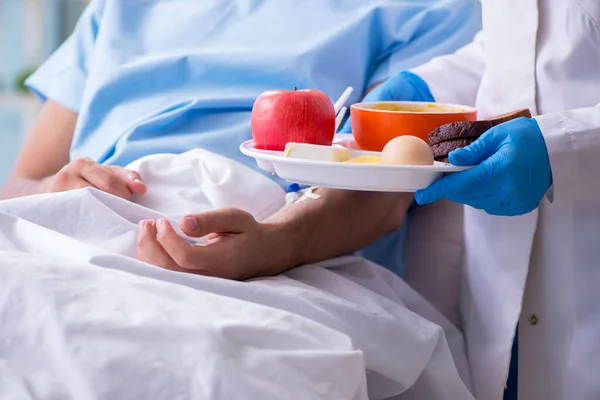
[251,87,336,151]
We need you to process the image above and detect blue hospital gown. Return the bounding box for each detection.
[26,0,481,275]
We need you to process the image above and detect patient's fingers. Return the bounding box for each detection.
[180,208,255,238]
[156,219,198,269]
[206,232,221,243]
[137,220,180,271]
[48,171,94,193]
[156,219,223,276]
[112,167,147,196]
[47,158,146,200]
[153,217,263,280]
[77,160,133,199]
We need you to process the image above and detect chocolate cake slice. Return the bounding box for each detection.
[430,139,472,162]
[428,108,532,162]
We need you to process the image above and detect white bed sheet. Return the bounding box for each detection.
[0,150,473,400]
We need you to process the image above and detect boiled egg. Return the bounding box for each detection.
[381,136,434,166]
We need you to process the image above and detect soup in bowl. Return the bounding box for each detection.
[350,101,477,151]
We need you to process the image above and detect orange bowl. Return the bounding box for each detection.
[350,101,477,151]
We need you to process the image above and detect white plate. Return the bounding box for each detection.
[239,135,472,192]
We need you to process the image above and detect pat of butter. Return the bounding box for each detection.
[283,143,350,162]
[344,155,382,164]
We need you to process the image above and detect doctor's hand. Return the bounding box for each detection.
[41,157,147,200]
[339,71,435,133]
[137,209,287,280]
[415,117,553,216]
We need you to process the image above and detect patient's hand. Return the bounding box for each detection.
[137,189,412,280]
[42,157,147,200]
[137,209,287,280]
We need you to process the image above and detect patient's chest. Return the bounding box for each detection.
[74,0,478,182]
[94,0,409,101]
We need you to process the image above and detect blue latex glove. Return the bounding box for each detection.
[415,117,553,216]
[339,71,434,133]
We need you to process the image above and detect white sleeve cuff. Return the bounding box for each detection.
[534,113,578,204]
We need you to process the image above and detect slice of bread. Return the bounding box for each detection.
[428,108,532,162]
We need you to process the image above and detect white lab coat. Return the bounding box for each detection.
[411,1,600,399]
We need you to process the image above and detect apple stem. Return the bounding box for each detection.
[293,86,297,91]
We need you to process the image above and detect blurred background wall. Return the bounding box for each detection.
[0,0,87,185]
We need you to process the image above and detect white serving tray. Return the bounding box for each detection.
[240,134,472,192]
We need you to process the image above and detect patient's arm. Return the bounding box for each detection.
[137,189,412,279]
[1,100,76,199]
[1,100,146,200]
[263,189,411,269]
